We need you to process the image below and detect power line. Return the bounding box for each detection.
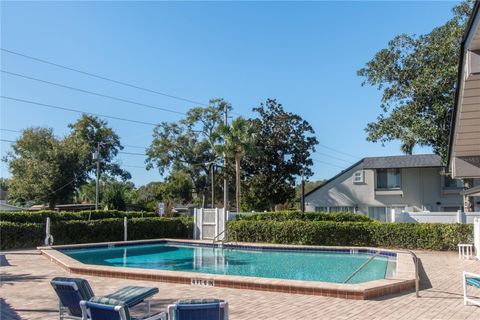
[1,48,210,107]
[1,129,148,150]
[315,151,354,164]
[0,139,15,143]
[317,143,360,160]
[1,70,187,116]
[0,128,22,133]
[122,164,147,169]
[123,144,147,150]
[311,158,346,169]
[118,151,147,156]
[1,96,158,127]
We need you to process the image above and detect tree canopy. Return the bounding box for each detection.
[4,115,129,208]
[146,99,230,207]
[357,1,474,162]
[243,99,318,211]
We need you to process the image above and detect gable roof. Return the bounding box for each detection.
[305,154,442,197]
[363,154,441,169]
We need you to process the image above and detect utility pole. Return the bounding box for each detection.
[300,169,305,213]
[211,162,215,208]
[94,142,100,210]
[223,103,228,210]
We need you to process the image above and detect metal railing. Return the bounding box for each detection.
[405,250,420,298]
[343,252,380,284]
[342,250,420,298]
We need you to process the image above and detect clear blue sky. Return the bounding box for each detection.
[1,1,459,186]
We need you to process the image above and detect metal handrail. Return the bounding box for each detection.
[343,252,380,284]
[403,250,420,298]
[213,230,227,245]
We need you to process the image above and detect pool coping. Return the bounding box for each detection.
[38,239,417,300]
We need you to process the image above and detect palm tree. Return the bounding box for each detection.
[215,117,256,212]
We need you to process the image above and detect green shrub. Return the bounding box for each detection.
[0,217,192,250]
[0,210,158,223]
[227,220,472,250]
[0,221,44,249]
[236,211,374,222]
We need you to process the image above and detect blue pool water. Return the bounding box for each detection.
[62,242,394,284]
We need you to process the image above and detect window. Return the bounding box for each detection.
[468,50,480,75]
[376,169,401,189]
[329,206,355,213]
[368,207,387,222]
[443,206,462,212]
[444,176,464,189]
[315,206,329,212]
[353,170,364,184]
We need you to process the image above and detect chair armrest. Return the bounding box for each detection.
[464,271,480,279]
[145,312,167,320]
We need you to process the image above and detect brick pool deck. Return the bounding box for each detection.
[1,249,480,319]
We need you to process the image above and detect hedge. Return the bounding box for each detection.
[0,210,158,223]
[236,211,374,223]
[0,217,192,250]
[227,220,473,250]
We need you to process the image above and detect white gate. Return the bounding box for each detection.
[193,208,227,240]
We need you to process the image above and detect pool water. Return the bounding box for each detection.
[62,243,394,284]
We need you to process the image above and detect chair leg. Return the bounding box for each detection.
[463,276,468,306]
[146,298,151,314]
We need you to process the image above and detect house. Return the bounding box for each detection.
[305,154,479,221]
[0,190,24,212]
[28,203,145,212]
[447,0,480,205]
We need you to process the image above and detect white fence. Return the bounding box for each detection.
[193,208,227,241]
[392,210,480,224]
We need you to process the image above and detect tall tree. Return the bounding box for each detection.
[5,128,88,208]
[67,114,130,180]
[146,99,229,207]
[243,99,318,211]
[357,1,474,161]
[215,117,256,211]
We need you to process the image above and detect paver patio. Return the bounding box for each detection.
[1,249,480,319]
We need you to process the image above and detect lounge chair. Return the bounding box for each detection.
[167,299,228,320]
[80,298,166,320]
[463,271,480,306]
[51,277,159,320]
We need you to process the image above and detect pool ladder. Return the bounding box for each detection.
[213,230,238,248]
[343,252,380,284]
[343,250,420,298]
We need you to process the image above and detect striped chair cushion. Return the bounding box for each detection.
[103,286,159,307]
[176,299,223,305]
[466,277,480,288]
[51,277,95,300]
[51,277,95,317]
[90,297,131,320]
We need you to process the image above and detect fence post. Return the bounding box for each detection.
[124,217,127,242]
[193,208,198,240]
[199,208,203,240]
[474,218,480,260]
[215,207,219,238]
[390,208,396,223]
[456,210,465,224]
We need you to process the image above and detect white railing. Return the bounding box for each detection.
[392,210,480,224]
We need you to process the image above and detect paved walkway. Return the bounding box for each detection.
[1,249,480,319]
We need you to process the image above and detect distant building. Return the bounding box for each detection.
[305,154,479,221]
[29,203,145,212]
[0,190,24,212]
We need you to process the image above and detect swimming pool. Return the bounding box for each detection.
[61,241,395,284]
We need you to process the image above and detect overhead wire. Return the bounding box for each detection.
[1,96,158,126]
[1,69,187,116]
[1,48,210,107]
